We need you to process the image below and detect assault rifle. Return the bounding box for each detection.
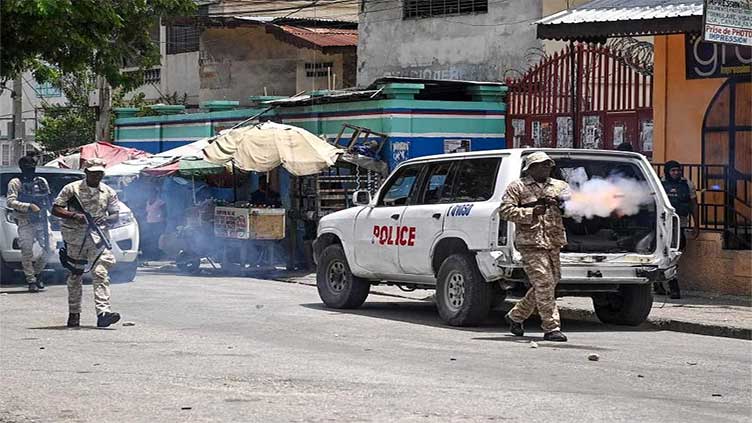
[59,193,112,275]
[17,189,51,252]
[520,195,567,210]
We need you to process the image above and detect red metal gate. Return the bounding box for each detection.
[506,43,654,157]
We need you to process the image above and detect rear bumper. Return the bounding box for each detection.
[476,250,677,285]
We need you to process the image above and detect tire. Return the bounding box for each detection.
[593,284,653,326]
[316,244,370,309]
[110,262,138,283]
[435,253,492,326]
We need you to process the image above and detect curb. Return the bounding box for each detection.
[281,276,751,341]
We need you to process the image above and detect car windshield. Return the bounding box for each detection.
[1,172,84,197]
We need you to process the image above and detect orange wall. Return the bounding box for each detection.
[653,35,725,164]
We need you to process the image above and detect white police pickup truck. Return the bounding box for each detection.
[313,148,682,327]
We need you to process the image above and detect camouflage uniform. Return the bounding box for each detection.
[6,177,51,284]
[54,179,119,314]
[500,171,570,333]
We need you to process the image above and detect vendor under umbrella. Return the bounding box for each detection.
[250,177,281,207]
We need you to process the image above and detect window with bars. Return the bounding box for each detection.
[167,25,200,54]
[403,0,488,19]
[305,62,334,78]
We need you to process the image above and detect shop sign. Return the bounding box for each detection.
[685,34,752,79]
[703,0,752,46]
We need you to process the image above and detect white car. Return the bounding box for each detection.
[313,148,682,326]
[1,167,140,283]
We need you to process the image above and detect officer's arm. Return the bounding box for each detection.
[104,189,120,225]
[51,185,83,222]
[499,182,535,224]
[6,180,31,212]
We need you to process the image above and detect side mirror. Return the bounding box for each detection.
[352,190,372,206]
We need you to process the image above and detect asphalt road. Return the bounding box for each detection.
[1,271,750,423]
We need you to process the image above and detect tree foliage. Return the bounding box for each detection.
[35,71,97,152]
[1,0,195,89]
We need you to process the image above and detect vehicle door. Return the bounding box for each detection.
[442,157,505,250]
[353,163,424,276]
[398,160,457,275]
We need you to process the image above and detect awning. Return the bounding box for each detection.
[536,0,703,41]
[266,25,357,51]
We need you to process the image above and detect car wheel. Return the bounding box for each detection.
[593,284,653,326]
[316,244,370,309]
[110,262,138,283]
[436,253,492,326]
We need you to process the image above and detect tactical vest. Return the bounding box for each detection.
[662,178,691,217]
[17,177,51,223]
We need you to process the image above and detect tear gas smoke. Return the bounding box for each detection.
[562,167,653,221]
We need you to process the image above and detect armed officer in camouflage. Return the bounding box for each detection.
[500,152,570,342]
[52,158,121,328]
[6,154,51,292]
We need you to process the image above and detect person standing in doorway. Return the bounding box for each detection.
[500,152,571,342]
[52,158,121,328]
[6,154,51,292]
[660,160,700,299]
[144,186,166,260]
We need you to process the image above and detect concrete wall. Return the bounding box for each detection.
[357,0,592,85]
[679,232,752,296]
[125,25,200,106]
[358,0,543,84]
[199,26,350,104]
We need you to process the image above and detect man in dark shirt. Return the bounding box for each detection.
[250,177,281,207]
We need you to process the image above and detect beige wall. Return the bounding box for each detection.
[653,34,724,165]
[199,26,349,104]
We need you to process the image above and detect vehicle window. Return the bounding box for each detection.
[0,172,83,197]
[451,158,501,202]
[419,161,456,205]
[379,165,422,207]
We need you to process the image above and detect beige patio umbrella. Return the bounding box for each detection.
[202,122,342,176]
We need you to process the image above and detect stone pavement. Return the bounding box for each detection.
[273,272,752,341]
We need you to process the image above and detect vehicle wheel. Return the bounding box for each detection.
[435,253,492,326]
[593,284,653,326]
[110,262,138,283]
[316,244,370,309]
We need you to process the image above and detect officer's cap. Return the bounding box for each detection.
[83,158,107,172]
[522,151,555,172]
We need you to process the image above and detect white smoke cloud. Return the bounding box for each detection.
[563,168,654,221]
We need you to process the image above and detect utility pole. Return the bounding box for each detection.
[11,76,24,141]
[94,75,112,142]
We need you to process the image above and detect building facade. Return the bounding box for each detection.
[357,0,589,85]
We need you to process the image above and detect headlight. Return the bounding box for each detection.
[111,211,135,229]
[5,211,14,224]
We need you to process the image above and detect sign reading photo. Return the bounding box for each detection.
[703,0,752,46]
[685,34,752,79]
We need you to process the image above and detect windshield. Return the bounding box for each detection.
[1,172,84,197]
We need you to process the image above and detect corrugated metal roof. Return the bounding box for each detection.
[536,0,703,26]
[276,25,358,48]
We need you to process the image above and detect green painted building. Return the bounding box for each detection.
[114,79,508,170]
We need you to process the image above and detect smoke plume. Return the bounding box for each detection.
[563,167,654,221]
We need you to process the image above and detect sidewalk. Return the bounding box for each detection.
[274,272,752,340]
